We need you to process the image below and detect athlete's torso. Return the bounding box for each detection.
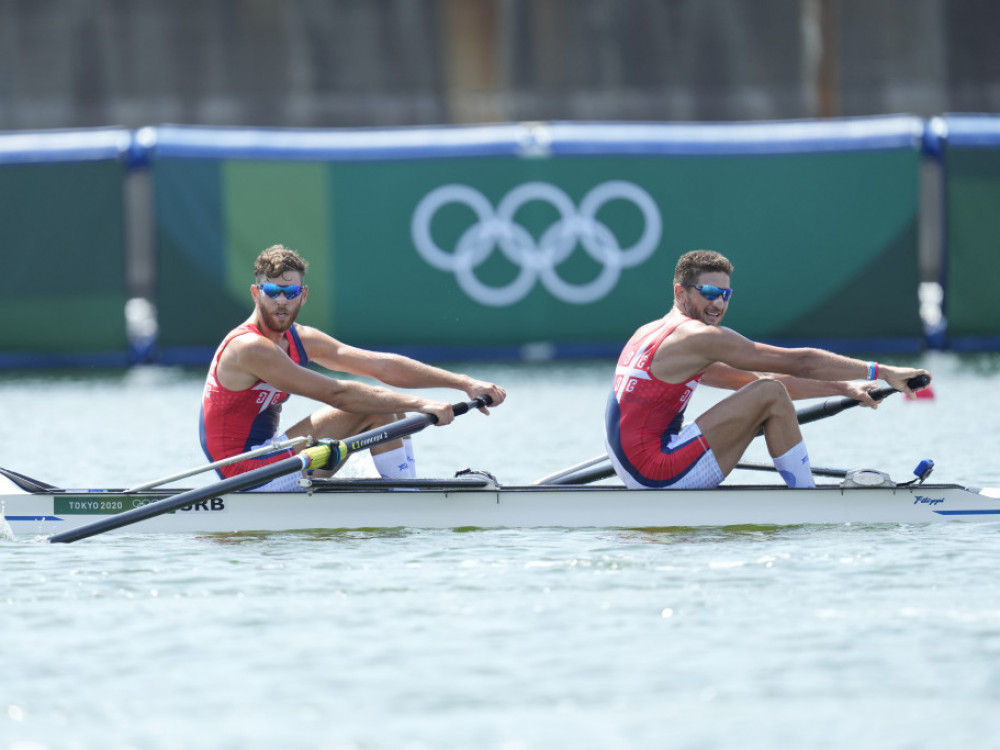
[199,323,309,476]
[606,316,705,465]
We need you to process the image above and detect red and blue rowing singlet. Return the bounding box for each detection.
[199,324,309,479]
[605,317,712,488]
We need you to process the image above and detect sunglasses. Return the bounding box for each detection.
[684,284,733,302]
[257,283,304,300]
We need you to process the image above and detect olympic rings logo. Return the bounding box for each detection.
[410,181,662,306]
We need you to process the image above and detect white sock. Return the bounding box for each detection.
[772,441,815,488]
[372,445,415,480]
[402,437,416,477]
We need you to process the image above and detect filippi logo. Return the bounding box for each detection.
[410,181,662,307]
[350,432,389,450]
[914,495,945,506]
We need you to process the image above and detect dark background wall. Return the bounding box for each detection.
[1,0,997,132]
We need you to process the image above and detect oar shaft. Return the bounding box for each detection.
[546,461,615,485]
[336,395,490,453]
[124,436,310,494]
[531,454,609,486]
[49,448,325,544]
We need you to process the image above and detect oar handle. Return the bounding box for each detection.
[452,394,493,416]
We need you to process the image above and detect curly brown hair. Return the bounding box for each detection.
[254,245,309,282]
[673,250,733,286]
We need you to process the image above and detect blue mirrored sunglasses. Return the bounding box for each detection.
[257,283,304,300]
[684,284,733,302]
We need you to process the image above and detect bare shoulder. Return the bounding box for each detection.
[672,321,744,348]
[292,323,320,340]
[292,324,339,353]
[651,321,745,382]
[216,331,286,389]
[295,324,361,370]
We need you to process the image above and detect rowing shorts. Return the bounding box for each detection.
[607,422,724,490]
[244,432,307,493]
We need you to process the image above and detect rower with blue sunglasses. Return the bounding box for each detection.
[200,244,506,491]
[605,249,931,490]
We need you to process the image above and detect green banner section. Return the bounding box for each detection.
[0,161,128,355]
[153,149,922,355]
[222,161,332,330]
[154,160,332,348]
[943,148,1000,343]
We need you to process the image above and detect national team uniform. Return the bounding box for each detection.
[605,317,724,489]
[200,323,309,490]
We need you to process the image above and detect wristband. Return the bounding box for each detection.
[865,361,879,380]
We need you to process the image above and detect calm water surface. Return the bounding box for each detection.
[3,352,1000,749]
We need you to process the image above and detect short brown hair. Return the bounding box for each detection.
[254,245,309,281]
[673,250,733,286]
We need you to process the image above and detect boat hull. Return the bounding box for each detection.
[4,482,1000,537]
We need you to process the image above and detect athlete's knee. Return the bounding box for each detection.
[744,378,795,417]
[744,377,790,402]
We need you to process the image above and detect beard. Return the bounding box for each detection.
[258,303,299,333]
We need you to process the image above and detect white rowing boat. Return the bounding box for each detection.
[4,383,985,542]
[4,469,1000,537]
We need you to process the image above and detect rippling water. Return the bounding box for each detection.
[4,352,1000,748]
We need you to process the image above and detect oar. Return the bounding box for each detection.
[531,454,611,486]
[49,396,492,544]
[539,375,930,486]
[123,436,310,493]
[542,459,613,486]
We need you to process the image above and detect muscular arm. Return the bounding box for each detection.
[223,332,443,416]
[701,362,877,402]
[294,325,505,409]
[656,322,929,398]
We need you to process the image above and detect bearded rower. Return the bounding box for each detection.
[200,244,505,491]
